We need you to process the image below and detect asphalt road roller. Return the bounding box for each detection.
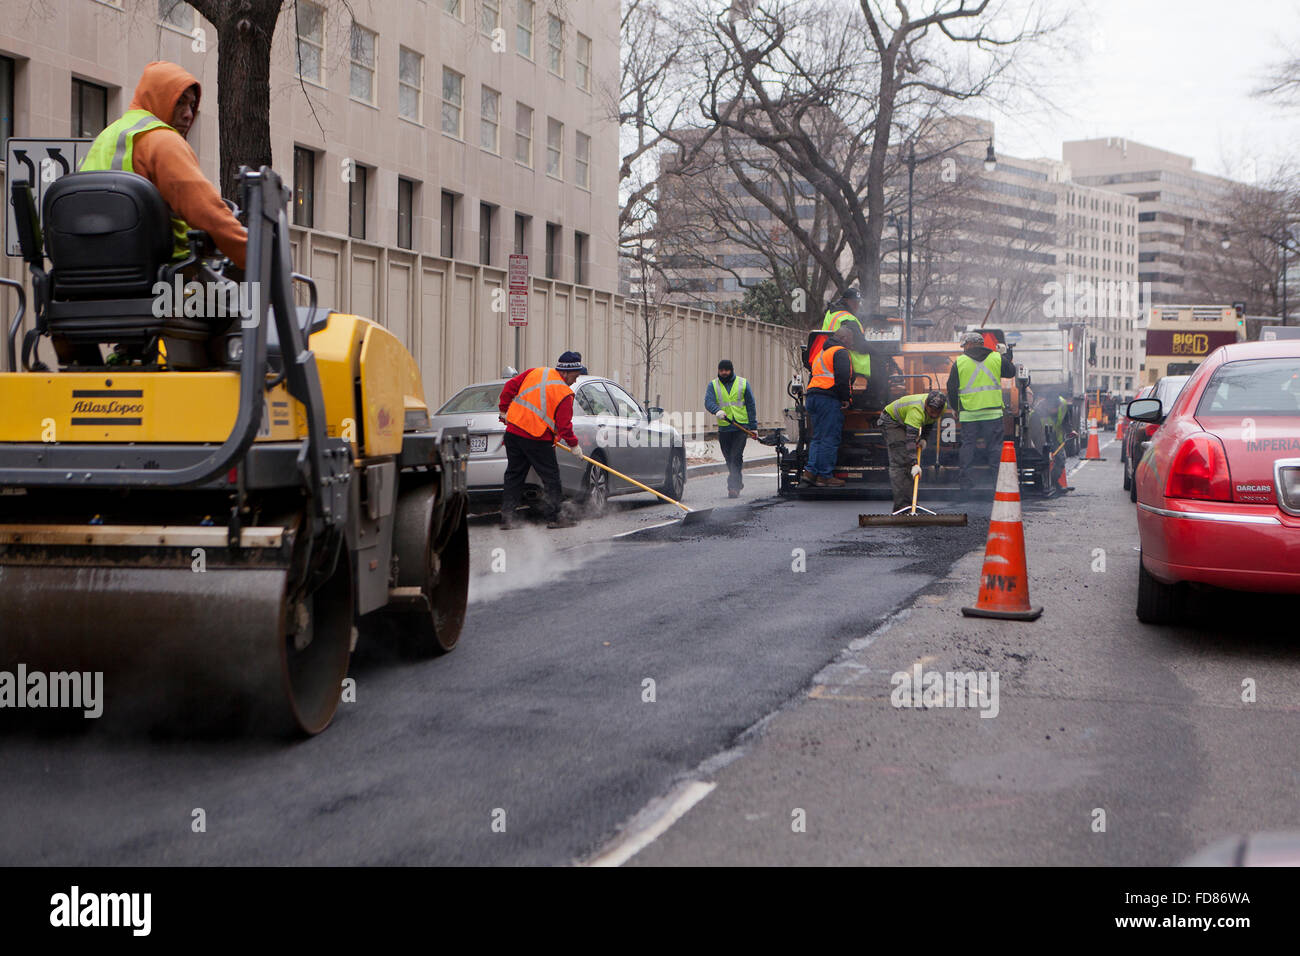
[0,165,470,734]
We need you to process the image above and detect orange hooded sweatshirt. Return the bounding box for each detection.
[125,62,247,268]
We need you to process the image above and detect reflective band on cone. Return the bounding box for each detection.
[962,441,1042,622]
[1084,422,1104,461]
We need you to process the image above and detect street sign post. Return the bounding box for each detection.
[507,254,528,368]
[5,138,93,257]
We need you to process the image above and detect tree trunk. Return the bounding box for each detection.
[190,0,283,198]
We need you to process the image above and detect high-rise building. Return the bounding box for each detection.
[1062,137,1241,309]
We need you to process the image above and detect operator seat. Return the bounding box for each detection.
[17,170,229,369]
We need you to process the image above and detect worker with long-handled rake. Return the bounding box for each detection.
[880,391,948,514]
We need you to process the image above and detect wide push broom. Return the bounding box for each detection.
[859,446,968,528]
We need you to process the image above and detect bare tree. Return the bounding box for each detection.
[686,0,1061,320]
[1192,168,1300,317]
[185,0,286,197]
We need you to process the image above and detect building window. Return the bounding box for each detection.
[514,103,533,166]
[480,203,494,265]
[516,0,534,58]
[441,190,457,258]
[546,117,562,178]
[398,47,423,121]
[397,177,415,250]
[0,56,14,154]
[575,131,590,189]
[441,68,463,138]
[444,0,462,19]
[545,222,558,278]
[296,1,325,84]
[349,23,377,104]
[574,231,587,285]
[158,0,194,31]
[481,0,500,35]
[480,87,500,153]
[71,78,108,139]
[514,213,529,255]
[348,164,367,239]
[292,146,315,228]
[576,33,591,91]
[547,14,564,76]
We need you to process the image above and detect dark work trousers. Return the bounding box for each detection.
[718,428,747,493]
[958,417,1004,488]
[501,432,564,521]
[882,420,916,512]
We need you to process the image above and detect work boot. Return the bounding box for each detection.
[547,515,579,529]
[799,469,816,486]
[728,489,740,498]
[817,475,846,487]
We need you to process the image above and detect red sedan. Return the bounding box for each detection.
[1131,339,1300,624]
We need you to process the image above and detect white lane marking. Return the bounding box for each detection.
[1068,436,1116,476]
[584,780,717,867]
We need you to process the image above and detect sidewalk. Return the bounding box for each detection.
[685,434,777,478]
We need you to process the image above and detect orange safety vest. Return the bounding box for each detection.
[808,345,843,392]
[506,367,573,438]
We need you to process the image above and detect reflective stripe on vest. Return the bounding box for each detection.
[809,345,843,391]
[80,109,193,260]
[884,395,929,430]
[956,352,1003,421]
[506,367,573,438]
[820,310,871,378]
[711,376,749,426]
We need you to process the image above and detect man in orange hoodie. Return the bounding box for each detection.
[80,61,247,269]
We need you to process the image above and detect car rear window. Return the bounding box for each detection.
[1196,359,1300,416]
[437,384,502,413]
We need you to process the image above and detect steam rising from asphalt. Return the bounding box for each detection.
[468,524,611,604]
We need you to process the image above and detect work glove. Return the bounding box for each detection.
[715,410,730,423]
[997,343,1008,354]
[910,465,922,478]
[918,439,927,451]
[564,442,583,458]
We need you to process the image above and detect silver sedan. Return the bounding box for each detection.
[429,375,687,515]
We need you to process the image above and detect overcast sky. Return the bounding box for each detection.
[990,0,1300,180]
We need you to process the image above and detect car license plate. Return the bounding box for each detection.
[469,435,488,453]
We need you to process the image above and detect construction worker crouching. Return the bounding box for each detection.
[704,359,757,499]
[947,331,1017,492]
[497,351,586,529]
[879,390,947,513]
[801,324,854,488]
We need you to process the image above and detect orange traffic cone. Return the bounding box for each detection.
[1083,422,1105,460]
[962,442,1042,621]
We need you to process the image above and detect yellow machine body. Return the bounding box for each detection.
[0,314,428,459]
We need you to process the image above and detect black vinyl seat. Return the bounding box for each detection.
[37,171,221,364]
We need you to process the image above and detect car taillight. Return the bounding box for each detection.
[1277,461,1300,516]
[1165,434,1231,502]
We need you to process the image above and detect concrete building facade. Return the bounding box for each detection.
[0,0,621,290]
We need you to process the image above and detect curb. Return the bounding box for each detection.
[687,455,778,478]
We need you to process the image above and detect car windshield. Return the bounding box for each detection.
[437,384,503,414]
[1196,358,1300,416]
[1156,376,1189,410]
